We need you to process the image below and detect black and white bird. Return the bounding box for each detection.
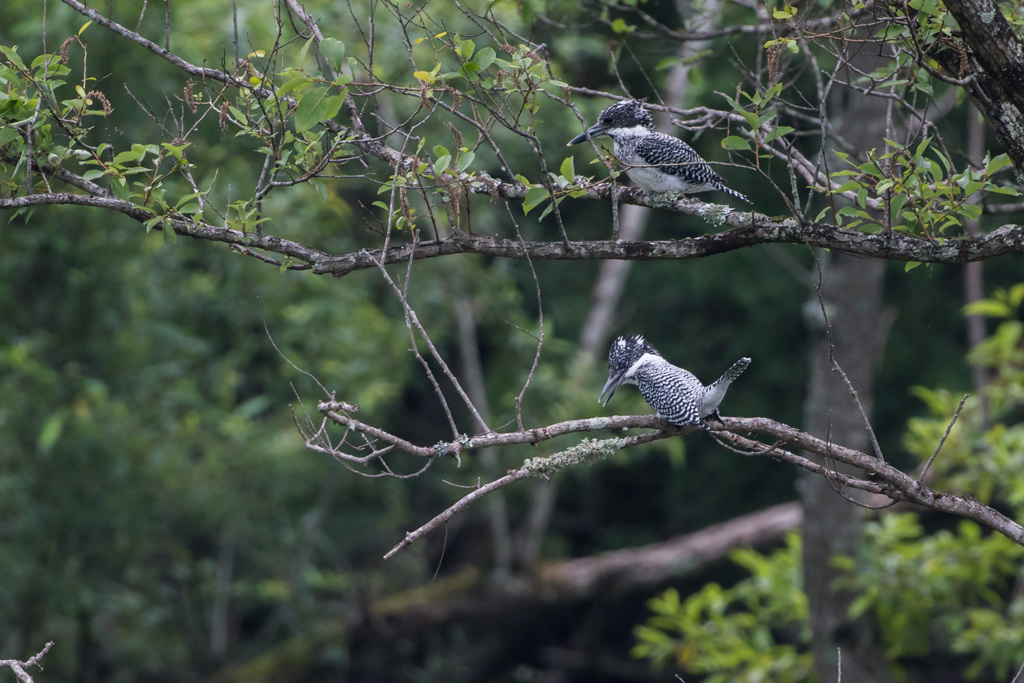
[599,334,750,427]
[568,99,750,204]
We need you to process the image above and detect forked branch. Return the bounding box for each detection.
[0,642,54,683]
[302,400,1024,556]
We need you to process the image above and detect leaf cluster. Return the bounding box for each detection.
[632,533,813,682]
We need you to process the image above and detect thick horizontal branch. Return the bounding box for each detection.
[735,417,1024,546]
[6,189,1024,278]
[315,402,1024,555]
[377,503,802,617]
[319,400,687,459]
[20,6,1024,272]
[0,191,329,264]
[536,502,802,598]
[313,218,1024,276]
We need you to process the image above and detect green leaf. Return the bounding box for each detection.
[1009,283,1024,309]
[0,126,22,147]
[560,156,575,181]
[763,125,794,142]
[474,47,496,70]
[739,110,760,130]
[320,38,346,73]
[960,204,982,220]
[110,176,130,201]
[294,87,346,132]
[228,106,248,125]
[162,223,178,245]
[860,161,883,178]
[913,136,931,162]
[963,299,1013,318]
[112,149,143,165]
[309,179,327,202]
[985,153,1013,175]
[37,411,65,452]
[434,154,450,175]
[456,151,475,173]
[459,39,475,60]
[161,141,190,162]
[298,36,315,65]
[988,186,1021,196]
[0,45,27,71]
[889,193,907,222]
[279,76,313,96]
[522,186,548,215]
[905,261,921,272]
[722,136,751,151]
[610,18,634,34]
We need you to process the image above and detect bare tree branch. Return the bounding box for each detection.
[309,394,1024,556]
[0,642,54,683]
[5,189,1023,275]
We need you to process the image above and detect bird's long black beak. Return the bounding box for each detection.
[567,123,606,147]
[598,373,622,406]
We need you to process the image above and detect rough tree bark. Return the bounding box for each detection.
[938,0,1024,171]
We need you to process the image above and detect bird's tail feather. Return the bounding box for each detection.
[719,185,752,204]
[717,357,751,385]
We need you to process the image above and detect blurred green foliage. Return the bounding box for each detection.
[632,533,813,682]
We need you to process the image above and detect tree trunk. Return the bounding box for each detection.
[800,24,898,682]
[801,253,890,682]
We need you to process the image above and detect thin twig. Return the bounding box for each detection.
[384,470,529,559]
[810,249,887,463]
[262,304,330,398]
[370,243,491,435]
[831,358,886,463]
[511,216,544,432]
[918,393,969,483]
[1011,655,1024,683]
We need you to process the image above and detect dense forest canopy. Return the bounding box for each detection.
[2,0,1024,681]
